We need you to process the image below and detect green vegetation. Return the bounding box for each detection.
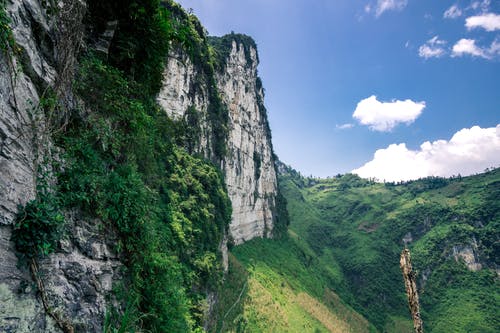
[12,176,64,260]
[228,237,375,332]
[86,0,229,162]
[11,0,237,330]
[8,0,496,331]
[278,164,500,332]
[0,0,15,54]
[209,254,249,332]
[208,33,258,70]
[56,52,231,331]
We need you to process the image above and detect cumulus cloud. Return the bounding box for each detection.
[352,125,500,182]
[444,4,462,19]
[451,38,500,58]
[452,38,486,57]
[465,13,500,31]
[336,123,355,130]
[419,36,447,59]
[352,95,425,132]
[366,0,408,17]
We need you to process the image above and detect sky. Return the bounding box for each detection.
[176,0,500,181]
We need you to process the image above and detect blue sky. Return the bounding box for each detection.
[176,0,500,180]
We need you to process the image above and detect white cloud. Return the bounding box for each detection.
[452,38,486,57]
[374,0,408,17]
[419,36,447,59]
[336,123,355,130]
[444,4,463,19]
[469,0,490,13]
[465,13,500,31]
[352,125,500,182]
[451,38,500,59]
[352,95,425,132]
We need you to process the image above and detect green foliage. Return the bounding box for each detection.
[57,49,231,331]
[12,178,64,259]
[166,147,232,290]
[278,165,500,332]
[85,0,230,162]
[209,254,249,332]
[0,0,15,54]
[208,33,259,70]
[271,185,291,239]
[253,151,261,180]
[421,261,499,333]
[175,105,202,153]
[85,0,174,97]
[231,237,375,332]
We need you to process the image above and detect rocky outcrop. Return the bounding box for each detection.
[216,41,277,244]
[157,38,279,245]
[0,1,54,331]
[157,48,213,157]
[451,239,482,272]
[1,1,281,330]
[36,211,123,332]
[1,1,122,331]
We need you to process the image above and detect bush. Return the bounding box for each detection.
[12,185,64,259]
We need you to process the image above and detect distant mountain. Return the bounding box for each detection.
[221,163,499,332]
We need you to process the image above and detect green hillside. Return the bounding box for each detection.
[221,167,499,332]
[274,165,499,332]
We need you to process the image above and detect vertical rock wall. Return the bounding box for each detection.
[1,1,280,330]
[157,39,279,245]
[1,1,122,331]
[216,41,277,244]
[1,1,55,330]
[156,48,213,157]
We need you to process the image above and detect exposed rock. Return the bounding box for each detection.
[1,1,121,331]
[7,0,58,88]
[2,0,280,330]
[157,39,279,245]
[0,2,53,330]
[94,20,117,56]
[0,226,57,333]
[157,48,212,156]
[0,53,38,226]
[36,210,123,332]
[0,282,59,333]
[451,239,482,271]
[217,41,278,244]
[402,232,413,245]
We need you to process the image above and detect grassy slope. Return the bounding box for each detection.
[230,238,374,332]
[277,166,499,332]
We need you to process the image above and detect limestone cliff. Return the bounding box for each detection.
[216,40,278,244]
[157,36,280,244]
[0,0,284,331]
[1,0,124,331]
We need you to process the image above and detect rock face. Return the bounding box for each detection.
[1,1,280,331]
[1,1,122,331]
[217,41,277,244]
[0,1,55,330]
[451,239,482,272]
[157,39,279,245]
[36,211,123,332]
[157,48,213,157]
